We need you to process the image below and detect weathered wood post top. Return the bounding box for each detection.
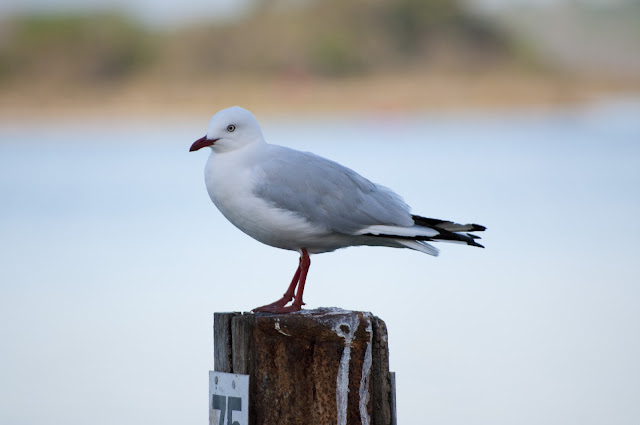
[213,308,396,425]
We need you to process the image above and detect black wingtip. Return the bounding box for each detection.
[471,224,487,232]
[412,215,486,233]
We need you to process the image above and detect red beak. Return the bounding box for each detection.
[189,136,216,152]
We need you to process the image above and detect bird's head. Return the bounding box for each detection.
[189,106,265,153]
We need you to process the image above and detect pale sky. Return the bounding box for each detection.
[1,99,639,425]
[0,0,619,26]
[0,0,252,26]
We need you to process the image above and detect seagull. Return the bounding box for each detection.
[190,106,485,313]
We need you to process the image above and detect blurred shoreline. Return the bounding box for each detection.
[2,1,639,121]
[2,71,638,121]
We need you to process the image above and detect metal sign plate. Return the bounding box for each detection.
[209,371,249,425]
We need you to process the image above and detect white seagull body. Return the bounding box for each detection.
[190,106,485,312]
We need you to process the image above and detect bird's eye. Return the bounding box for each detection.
[227,125,236,132]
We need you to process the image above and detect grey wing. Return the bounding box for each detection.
[252,147,414,234]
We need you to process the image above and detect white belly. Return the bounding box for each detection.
[204,149,333,252]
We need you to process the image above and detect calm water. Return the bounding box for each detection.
[1,100,639,425]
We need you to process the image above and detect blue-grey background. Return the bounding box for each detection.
[1,99,639,424]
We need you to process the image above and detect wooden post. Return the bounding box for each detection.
[213,308,396,425]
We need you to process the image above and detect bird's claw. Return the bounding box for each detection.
[252,301,303,314]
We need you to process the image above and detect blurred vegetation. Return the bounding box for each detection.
[0,0,637,113]
[0,13,154,82]
[496,0,640,78]
[0,0,518,85]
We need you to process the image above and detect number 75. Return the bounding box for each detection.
[212,394,242,425]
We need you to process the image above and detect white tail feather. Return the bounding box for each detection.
[394,239,440,256]
[356,225,438,238]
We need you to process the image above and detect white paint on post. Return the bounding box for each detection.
[274,319,292,337]
[359,315,373,425]
[334,314,360,425]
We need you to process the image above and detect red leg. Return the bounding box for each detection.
[252,264,300,312]
[289,249,310,310]
[252,249,311,314]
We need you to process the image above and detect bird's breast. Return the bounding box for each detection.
[203,152,330,251]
